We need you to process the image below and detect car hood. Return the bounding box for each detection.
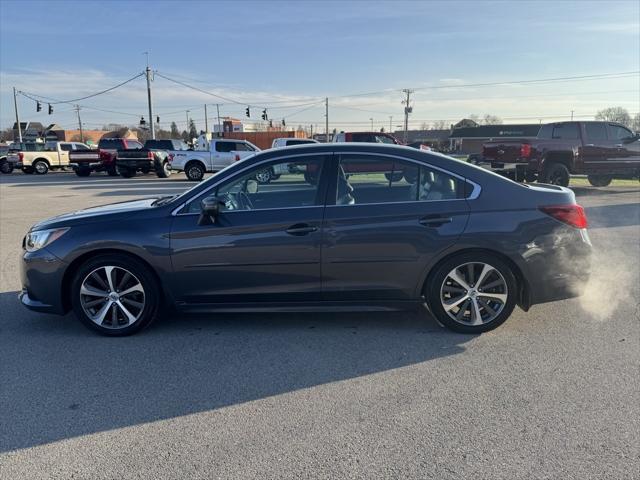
[31,198,161,231]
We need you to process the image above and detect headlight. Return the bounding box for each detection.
[24,228,69,252]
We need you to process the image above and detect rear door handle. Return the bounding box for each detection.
[286,223,318,236]
[419,216,452,227]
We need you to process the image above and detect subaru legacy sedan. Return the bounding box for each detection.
[20,143,591,336]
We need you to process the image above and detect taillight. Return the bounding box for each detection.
[540,204,588,229]
[167,154,174,164]
[520,143,532,158]
[234,154,241,162]
[19,152,24,161]
[147,151,154,159]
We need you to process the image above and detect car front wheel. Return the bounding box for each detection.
[33,160,49,175]
[157,160,171,178]
[587,175,612,187]
[71,254,160,336]
[185,162,205,181]
[541,162,570,187]
[426,253,517,333]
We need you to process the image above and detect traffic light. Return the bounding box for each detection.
[261,109,268,121]
[269,119,273,128]
[245,107,251,118]
[156,116,160,124]
[139,116,146,126]
[281,119,286,127]
[36,101,42,112]
[48,104,53,114]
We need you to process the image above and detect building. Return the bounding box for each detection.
[449,124,541,154]
[12,122,45,142]
[10,122,133,145]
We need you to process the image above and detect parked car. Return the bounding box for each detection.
[115,139,188,178]
[481,121,640,186]
[7,141,91,174]
[333,131,401,144]
[69,138,144,177]
[19,143,591,336]
[271,138,319,148]
[169,139,260,181]
[0,145,12,173]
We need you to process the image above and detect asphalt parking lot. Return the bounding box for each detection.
[0,172,638,479]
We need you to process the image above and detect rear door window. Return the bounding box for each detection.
[551,123,579,139]
[59,144,73,151]
[584,123,608,141]
[233,142,254,151]
[335,155,464,205]
[215,141,235,153]
[351,133,375,142]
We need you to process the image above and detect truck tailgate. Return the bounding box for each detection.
[482,141,527,163]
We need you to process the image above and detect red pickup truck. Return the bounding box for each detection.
[481,121,640,186]
[69,138,144,177]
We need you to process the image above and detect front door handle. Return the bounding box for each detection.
[286,223,318,236]
[419,215,452,227]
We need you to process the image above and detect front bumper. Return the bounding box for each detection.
[20,248,68,315]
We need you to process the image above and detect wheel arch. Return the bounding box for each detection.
[33,157,51,166]
[542,151,574,173]
[61,248,166,314]
[419,247,531,312]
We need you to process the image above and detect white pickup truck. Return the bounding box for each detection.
[169,139,260,181]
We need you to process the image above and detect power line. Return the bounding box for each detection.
[18,73,144,105]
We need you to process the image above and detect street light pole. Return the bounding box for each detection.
[75,105,84,143]
[13,87,22,142]
[389,116,392,133]
[145,63,155,140]
[370,118,374,130]
[325,97,329,143]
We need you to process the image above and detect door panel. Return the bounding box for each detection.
[321,153,470,301]
[170,208,324,303]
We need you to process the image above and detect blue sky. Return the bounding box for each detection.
[1,0,638,132]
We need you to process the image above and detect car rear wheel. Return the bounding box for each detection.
[185,162,205,181]
[71,254,160,336]
[0,159,13,174]
[106,166,118,176]
[156,160,171,178]
[75,167,91,177]
[33,160,49,175]
[119,168,136,178]
[426,253,517,333]
[587,174,612,187]
[541,162,570,187]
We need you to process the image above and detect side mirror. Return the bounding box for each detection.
[198,195,225,225]
[246,179,258,194]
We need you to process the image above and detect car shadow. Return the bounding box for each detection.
[585,203,640,229]
[0,291,472,453]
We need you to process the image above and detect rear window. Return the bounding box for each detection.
[99,139,123,149]
[60,144,73,151]
[126,141,143,149]
[215,141,236,152]
[585,123,608,141]
[351,133,374,142]
[234,142,255,151]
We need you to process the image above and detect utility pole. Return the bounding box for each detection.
[75,105,84,142]
[389,116,393,134]
[571,110,574,121]
[13,87,22,142]
[204,104,209,135]
[402,89,414,143]
[144,60,155,139]
[325,97,329,142]
[185,110,190,132]
[216,104,222,137]
[370,118,374,130]
[310,124,313,138]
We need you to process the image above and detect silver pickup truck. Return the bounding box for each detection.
[168,139,260,181]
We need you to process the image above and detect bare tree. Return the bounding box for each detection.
[420,122,429,130]
[483,114,503,125]
[468,114,480,124]
[595,107,631,127]
[432,120,448,130]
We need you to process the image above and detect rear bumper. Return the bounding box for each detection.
[117,160,157,171]
[70,162,103,170]
[522,228,592,306]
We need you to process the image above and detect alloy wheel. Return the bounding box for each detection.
[440,262,508,326]
[79,266,145,329]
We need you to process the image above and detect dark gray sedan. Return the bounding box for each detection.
[19,143,591,335]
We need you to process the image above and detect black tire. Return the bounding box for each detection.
[185,161,205,181]
[106,166,118,177]
[0,159,13,174]
[33,160,49,175]
[425,252,517,334]
[71,254,160,336]
[255,168,273,184]
[119,168,136,178]
[75,168,91,177]
[22,166,34,174]
[587,174,612,187]
[541,162,570,187]
[384,172,404,182]
[156,160,171,178]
